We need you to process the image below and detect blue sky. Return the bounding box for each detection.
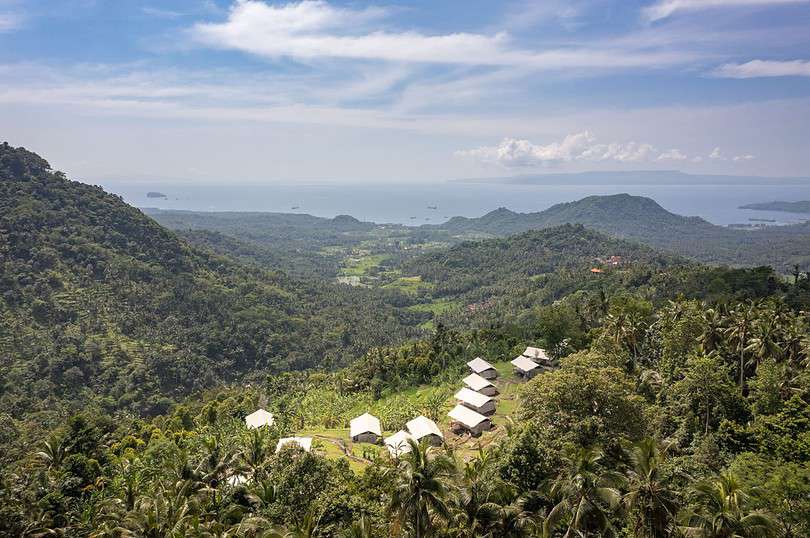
[1,0,809,183]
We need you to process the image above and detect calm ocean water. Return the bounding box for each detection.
[101,182,810,227]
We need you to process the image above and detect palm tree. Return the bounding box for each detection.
[679,471,775,538]
[450,449,509,537]
[723,302,755,388]
[36,434,67,470]
[623,438,680,538]
[239,428,272,481]
[544,446,623,538]
[388,439,456,538]
[699,308,725,355]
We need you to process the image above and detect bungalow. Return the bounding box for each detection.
[466,357,498,380]
[462,372,499,397]
[522,347,549,361]
[406,415,444,446]
[384,430,415,457]
[350,412,382,444]
[244,409,275,429]
[454,387,496,416]
[275,436,313,453]
[511,355,541,379]
[448,404,492,437]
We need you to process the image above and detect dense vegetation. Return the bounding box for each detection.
[0,143,422,459]
[2,143,809,536]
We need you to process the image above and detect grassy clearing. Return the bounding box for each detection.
[406,299,460,315]
[340,254,388,276]
[382,275,433,294]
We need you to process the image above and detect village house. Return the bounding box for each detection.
[244,409,275,429]
[406,415,444,446]
[384,430,415,457]
[350,412,382,444]
[511,355,541,379]
[276,437,313,453]
[466,357,498,380]
[454,387,497,416]
[462,372,499,397]
[448,404,492,437]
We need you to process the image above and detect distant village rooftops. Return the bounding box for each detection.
[245,409,275,429]
[276,437,313,453]
[511,355,540,372]
[406,415,443,441]
[384,430,414,457]
[448,404,489,429]
[350,413,382,438]
[454,387,493,408]
[522,346,549,360]
[466,357,498,379]
[462,372,495,392]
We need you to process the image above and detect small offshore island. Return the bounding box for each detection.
[146,191,167,199]
[740,200,810,213]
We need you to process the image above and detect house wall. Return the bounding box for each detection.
[462,400,496,416]
[478,385,499,397]
[478,368,498,380]
[352,432,380,444]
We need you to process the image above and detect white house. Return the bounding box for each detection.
[462,372,499,397]
[466,357,498,380]
[448,404,492,437]
[522,346,549,361]
[384,430,415,457]
[511,355,541,379]
[276,437,313,453]
[406,415,444,446]
[245,409,275,429]
[454,387,496,416]
[350,413,382,444]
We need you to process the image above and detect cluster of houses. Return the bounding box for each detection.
[510,346,557,379]
[240,346,555,464]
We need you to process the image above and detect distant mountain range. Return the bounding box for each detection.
[454,170,810,185]
[428,194,810,271]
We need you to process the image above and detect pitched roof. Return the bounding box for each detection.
[350,412,382,438]
[245,408,275,429]
[511,355,540,372]
[466,357,495,373]
[448,404,489,428]
[462,373,495,392]
[384,430,415,457]
[454,387,493,408]
[406,415,443,440]
[523,346,549,360]
[276,436,313,453]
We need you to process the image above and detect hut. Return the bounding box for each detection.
[466,357,498,380]
[384,430,415,457]
[511,355,541,379]
[462,372,499,397]
[454,387,496,416]
[522,346,549,361]
[350,413,382,444]
[245,409,275,429]
[275,436,313,453]
[448,404,492,437]
[406,415,444,446]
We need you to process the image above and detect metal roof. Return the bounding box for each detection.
[245,409,275,429]
[454,387,493,408]
[350,413,382,438]
[462,373,494,392]
[511,355,540,372]
[276,437,313,453]
[466,357,495,373]
[406,415,443,440]
[448,404,489,428]
[384,430,414,457]
[523,346,549,360]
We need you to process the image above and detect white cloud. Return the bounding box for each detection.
[709,146,724,159]
[142,6,184,19]
[190,1,691,70]
[733,153,756,160]
[456,132,689,167]
[708,146,755,161]
[658,148,688,160]
[0,11,22,32]
[642,0,810,22]
[713,59,810,78]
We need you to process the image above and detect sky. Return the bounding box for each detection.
[1,0,809,183]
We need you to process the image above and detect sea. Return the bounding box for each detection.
[101,182,810,228]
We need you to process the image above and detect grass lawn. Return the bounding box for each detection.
[340,254,388,276]
[382,275,434,294]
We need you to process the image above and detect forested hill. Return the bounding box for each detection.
[0,143,419,428]
[430,193,810,271]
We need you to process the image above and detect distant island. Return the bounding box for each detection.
[146,191,167,199]
[740,201,810,214]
